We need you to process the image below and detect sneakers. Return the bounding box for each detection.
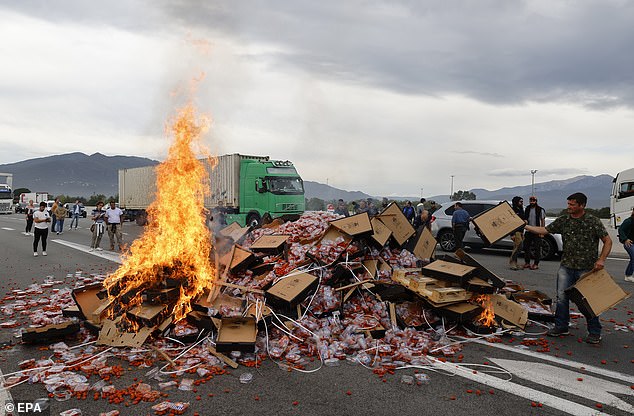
[33,252,38,257]
[509,264,519,271]
[523,264,531,269]
[547,327,570,337]
[530,264,539,270]
[42,251,47,256]
[625,275,634,283]
[585,333,602,344]
[96,247,103,251]
[56,232,60,235]
[89,248,94,252]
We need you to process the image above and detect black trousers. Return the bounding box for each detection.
[26,217,33,233]
[33,228,48,252]
[524,232,542,265]
[453,225,468,250]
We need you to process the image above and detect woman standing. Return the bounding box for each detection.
[24,199,35,236]
[618,207,634,283]
[90,201,107,251]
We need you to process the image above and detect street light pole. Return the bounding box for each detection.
[450,175,454,200]
[530,170,538,196]
[420,187,424,198]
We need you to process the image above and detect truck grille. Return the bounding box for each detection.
[281,203,299,211]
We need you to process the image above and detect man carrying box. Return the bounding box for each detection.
[524,192,612,344]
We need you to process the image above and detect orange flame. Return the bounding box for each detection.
[104,102,215,324]
[475,295,496,327]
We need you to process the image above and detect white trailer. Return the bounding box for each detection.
[610,168,634,228]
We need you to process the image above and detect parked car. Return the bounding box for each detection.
[430,200,563,260]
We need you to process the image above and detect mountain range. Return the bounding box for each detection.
[0,153,614,209]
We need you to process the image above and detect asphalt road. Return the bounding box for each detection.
[0,213,632,416]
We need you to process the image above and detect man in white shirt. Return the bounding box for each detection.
[32,201,51,257]
[105,201,125,251]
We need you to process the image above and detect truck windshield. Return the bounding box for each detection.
[267,177,304,195]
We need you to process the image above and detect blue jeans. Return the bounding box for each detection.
[70,213,80,229]
[555,266,602,335]
[55,218,65,233]
[624,243,634,276]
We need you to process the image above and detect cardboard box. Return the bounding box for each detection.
[219,222,250,243]
[511,291,554,321]
[370,217,392,247]
[97,318,154,347]
[219,245,255,272]
[455,249,505,288]
[411,227,436,261]
[309,226,353,265]
[491,294,528,329]
[216,317,257,353]
[422,260,476,284]
[265,272,319,309]
[376,202,415,246]
[330,212,373,236]
[71,283,110,325]
[436,302,483,323]
[471,201,525,246]
[250,235,290,254]
[22,321,81,344]
[564,269,630,319]
[463,277,495,294]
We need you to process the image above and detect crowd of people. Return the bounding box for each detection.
[27,198,125,256]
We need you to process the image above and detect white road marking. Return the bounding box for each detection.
[0,368,14,413]
[430,360,608,416]
[1,227,14,231]
[491,358,634,413]
[464,337,634,384]
[52,239,122,264]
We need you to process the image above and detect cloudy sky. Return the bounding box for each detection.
[1,0,633,197]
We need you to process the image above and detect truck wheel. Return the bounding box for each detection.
[246,213,261,228]
[437,229,457,252]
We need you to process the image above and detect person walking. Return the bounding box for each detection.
[105,201,124,251]
[451,202,470,251]
[524,192,612,344]
[523,196,546,270]
[402,201,415,224]
[416,198,426,216]
[69,200,83,230]
[32,201,51,256]
[54,202,68,235]
[509,196,526,270]
[24,200,35,236]
[90,201,107,251]
[618,207,634,283]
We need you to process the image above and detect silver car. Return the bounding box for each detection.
[430,200,563,260]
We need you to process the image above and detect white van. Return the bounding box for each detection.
[610,168,634,228]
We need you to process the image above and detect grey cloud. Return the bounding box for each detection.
[455,150,503,158]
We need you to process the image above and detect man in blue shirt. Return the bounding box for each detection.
[451,202,470,251]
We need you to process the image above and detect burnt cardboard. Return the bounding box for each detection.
[511,291,554,322]
[22,321,80,344]
[422,260,476,285]
[186,311,217,331]
[564,269,630,319]
[362,259,378,278]
[250,235,290,254]
[491,294,528,329]
[376,202,415,246]
[216,317,257,353]
[463,277,495,294]
[265,272,319,309]
[411,227,436,261]
[128,303,169,327]
[97,318,154,347]
[471,201,525,246]
[370,217,392,247]
[436,302,483,324]
[455,249,506,288]
[330,212,373,237]
[61,305,82,318]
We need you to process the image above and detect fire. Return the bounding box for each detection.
[475,295,496,327]
[103,102,215,326]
